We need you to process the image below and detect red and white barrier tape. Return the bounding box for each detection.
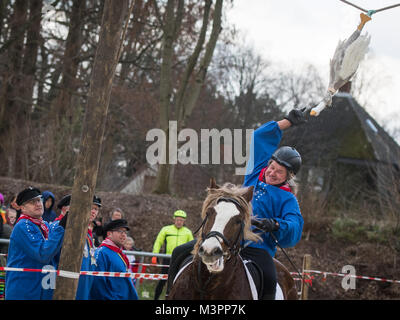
[0,266,168,280]
[290,270,400,285]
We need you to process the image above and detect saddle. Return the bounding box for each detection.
[242,258,285,300]
[170,253,284,300]
[242,258,263,299]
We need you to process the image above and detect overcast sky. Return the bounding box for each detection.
[227,0,400,136]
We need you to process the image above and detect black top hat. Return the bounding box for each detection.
[16,187,42,206]
[104,219,130,233]
[57,194,71,209]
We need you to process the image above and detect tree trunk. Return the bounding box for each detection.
[20,0,43,180]
[152,0,178,194]
[153,0,223,194]
[52,0,130,300]
[0,0,28,177]
[50,0,85,124]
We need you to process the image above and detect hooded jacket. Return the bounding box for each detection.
[41,191,57,223]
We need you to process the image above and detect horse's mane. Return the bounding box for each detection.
[198,182,261,244]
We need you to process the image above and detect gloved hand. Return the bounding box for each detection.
[59,211,69,229]
[253,218,279,232]
[151,256,157,265]
[284,108,306,126]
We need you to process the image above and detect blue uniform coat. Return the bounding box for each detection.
[243,121,304,257]
[5,219,64,300]
[89,246,138,300]
[75,232,97,300]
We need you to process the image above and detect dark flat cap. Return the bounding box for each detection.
[16,187,42,205]
[93,195,102,207]
[57,194,71,209]
[104,219,130,233]
[57,194,101,209]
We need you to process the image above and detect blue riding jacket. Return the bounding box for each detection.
[243,121,304,257]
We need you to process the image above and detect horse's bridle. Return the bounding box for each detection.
[198,197,245,259]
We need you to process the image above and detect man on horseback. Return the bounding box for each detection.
[166,109,306,300]
[240,109,305,299]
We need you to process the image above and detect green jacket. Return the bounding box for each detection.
[152,224,194,255]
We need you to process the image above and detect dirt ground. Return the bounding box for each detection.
[1,176,399,300]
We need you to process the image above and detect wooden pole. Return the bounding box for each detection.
[300,254,311,300]
[52,0,130,300]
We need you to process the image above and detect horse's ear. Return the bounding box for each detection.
[209,177,220,191]
[243,185,254,203]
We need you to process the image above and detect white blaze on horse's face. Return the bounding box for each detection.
[200,201,239,273]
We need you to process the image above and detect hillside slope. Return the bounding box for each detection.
[1,177,399,299]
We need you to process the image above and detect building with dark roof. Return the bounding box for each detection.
[281,88,400,207]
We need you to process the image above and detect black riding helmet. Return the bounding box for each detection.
[270,146,302,175]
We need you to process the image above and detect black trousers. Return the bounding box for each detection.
[166,241,277,299]
[166,240,195,296]
[240,246,277,298]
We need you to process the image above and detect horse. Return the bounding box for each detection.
[167,179,298,300]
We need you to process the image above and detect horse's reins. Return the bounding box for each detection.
[193,197,245,298]
[198,197,245,258]
[251,219,314,292]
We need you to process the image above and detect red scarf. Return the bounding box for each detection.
[258,166,292,193]
[99,238,130,270]
[17,214,49,239]
[87,229,94,249]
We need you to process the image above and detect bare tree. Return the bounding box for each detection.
[53,0,131,300]
[153,0,223,194]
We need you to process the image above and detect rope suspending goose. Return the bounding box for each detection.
[339,0,400,16]
[308,0,399,116]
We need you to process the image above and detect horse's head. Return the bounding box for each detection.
[194,178,261,273]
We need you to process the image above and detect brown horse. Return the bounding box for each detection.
[168,179,298,300]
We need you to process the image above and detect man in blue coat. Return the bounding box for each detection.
[164,109,306,300]
[89,219,138,300]
[54,194,102,300]
[75,195,102,300]
[5,187,67,300]
[241,109,306,299]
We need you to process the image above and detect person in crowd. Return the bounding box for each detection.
[55,194,102,300]
[9,195,22,221]
[76,195,102,300]
[124,236,136,267]
[110,208,124,221]
[41,191,57,223]
[0,193,6,226]
[5,187,67,300]
[89,219,139,300]
[6,208,17,227]
[165,109,306,300]
[0,208,15,254]
[0,195,13,255]
[152,209,193,300]
[98,207,124,241]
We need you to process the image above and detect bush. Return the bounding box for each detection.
[331,216,386,244]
